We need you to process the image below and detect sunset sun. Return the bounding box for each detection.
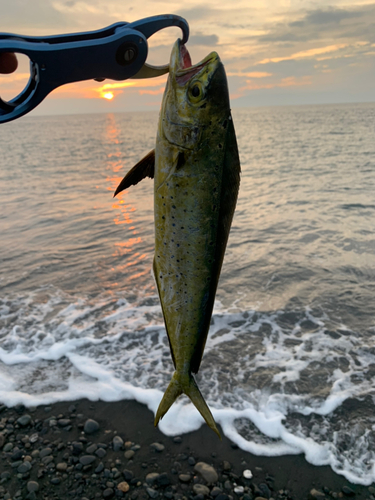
[103,92,114,100]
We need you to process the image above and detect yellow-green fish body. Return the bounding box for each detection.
[115,40,240,437]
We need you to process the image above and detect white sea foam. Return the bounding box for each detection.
[1,287,375,485]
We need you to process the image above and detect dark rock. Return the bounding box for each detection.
[11,449,24,461]
[123,469,134,481]
[222,461,231,471]
[86,443,98,454]
[224,481,232,491]
[39,447,52,458]
[96,447,107,458]
[50,477,61,485]
[157,472,170,486]
[188,457,196,466]
[17,462,32,474]
[27,481,39,493]
[3,443,13,453]
[84,418,100,434]
[125,450,135,460]
[0,433,5,449]
[42,456,54,466]
[103,488,115,498]
[79,455,96,466]
[193,495,205,500]
[211,487,222,497]
[258,483,271,499]
[216,495,229,500]
[16,415,32,427]
[113,436,124,452]
[147,488,159,499]
[72,441,84,455]
[342,486,355,497]
[173,437,182,444]
[95,462,105,474]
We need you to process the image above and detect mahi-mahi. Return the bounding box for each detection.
[115,39,240,437]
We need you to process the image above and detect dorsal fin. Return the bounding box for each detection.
[114,149,155,197]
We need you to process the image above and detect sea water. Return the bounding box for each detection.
[1,103,375,484]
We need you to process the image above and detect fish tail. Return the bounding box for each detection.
[154,371,221,439]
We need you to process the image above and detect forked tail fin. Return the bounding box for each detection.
[154,371,221,439]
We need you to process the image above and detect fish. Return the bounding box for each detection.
[114,39,240,437]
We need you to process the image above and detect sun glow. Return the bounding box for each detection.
[103,92,114,100]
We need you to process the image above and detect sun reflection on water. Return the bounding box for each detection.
[104,114,149,280]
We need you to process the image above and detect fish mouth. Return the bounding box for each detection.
[172,39,217,86]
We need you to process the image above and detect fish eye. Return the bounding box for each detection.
[188,81,204,103]
[191,85,200,97]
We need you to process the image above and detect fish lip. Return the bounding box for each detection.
[173,39,216,80]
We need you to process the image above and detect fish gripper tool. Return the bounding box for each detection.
[0,14,189,123]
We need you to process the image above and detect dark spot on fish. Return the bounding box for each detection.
[172,223,175,227]
[162,215,165,219]
[177,244,180,247]
[176,152,185,170]
[200,103,207,109]
[223,119,228,129]
[213,205,217,211]
[160,275,163,278]
[213,187,217,192]
[218,144,222,149]
[209,121,212,126]
[181,226,184,229]
[171,196,173,199]
[172,205,176,209]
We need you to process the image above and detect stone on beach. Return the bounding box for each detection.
[113,435,124,451]
[84,418,100,434]
[193,484,210,496]
[194,462,219,484]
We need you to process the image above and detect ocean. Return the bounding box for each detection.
[1,103,375,485]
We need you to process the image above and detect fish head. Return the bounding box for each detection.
[159,39,230,150]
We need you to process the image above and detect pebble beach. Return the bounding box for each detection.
[0,399,374,500]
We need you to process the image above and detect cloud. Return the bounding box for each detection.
[232,75,312,99]
[290,8,363,27]
[257,4,375,45]
[189,33,219,46]
[227,71,272,78]
[257,43,348,65]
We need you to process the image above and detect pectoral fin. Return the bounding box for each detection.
[114,149,155,197]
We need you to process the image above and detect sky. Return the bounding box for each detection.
[1,0,375,116]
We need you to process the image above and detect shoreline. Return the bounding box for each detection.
[0,398,373,500]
